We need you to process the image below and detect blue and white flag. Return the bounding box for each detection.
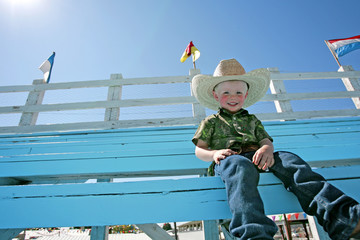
[326,35,360,57]
[39,52,55,83]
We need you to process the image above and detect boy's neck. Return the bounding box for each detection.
[220,108,246,115]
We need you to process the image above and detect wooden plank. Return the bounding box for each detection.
[1,116,356,139]
[1,133,358,163]
[268,68,294,115]
[1,129,358,161]
[1,145,358,176]
[0,125,197,143]
[104,73,123,122]
[18,80,45,126]
[261,90,360,102]
[136,224,174,240]
[1,110,359,134]
[0,96,197,114]
[1,70,358,94]
[203,220,219,240]
[0,75,192,93]
[257,109,360,121]
[1,127,357,156]
[90,226,108,240]
[339,65,360,108]
[0,141,193,157]
[0,126,196,145]
[0,117,199,134]
[0,177,230,229]
[1,117,357,148]
[1,118,358,147]
[270,70,360,81]
[1,176,358,229]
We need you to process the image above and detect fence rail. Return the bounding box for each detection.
[0,66,359,134]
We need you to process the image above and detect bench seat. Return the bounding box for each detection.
[0,117,360,231]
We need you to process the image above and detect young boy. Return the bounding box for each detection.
[191,59,360,239]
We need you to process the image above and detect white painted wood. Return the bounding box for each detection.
[307,216,331,240]
[18,79,45,126]
[90,226,109,240]
[270,70,360,81]
[0,96,197,114]
[4,92,360,115]
[0,117,198,134]
[203,220,220,240]
[189,69,206,124]
[307,216,320,240]
[2,109,360,134]
[261,91,360,101]
[104,74,123,121]
[268,68,293,115]
[1,70,359,94]
[136,223,174,240]
[1,67,360,133]
[0,76,192,93]
[339,65,360,109]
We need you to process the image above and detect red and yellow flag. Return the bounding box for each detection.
[180,41,200,63]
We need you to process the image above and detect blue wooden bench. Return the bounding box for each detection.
[1,117,360,240]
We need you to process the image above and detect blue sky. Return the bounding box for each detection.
[0,0,359,125]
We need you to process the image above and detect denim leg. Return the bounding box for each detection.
[215,154,278,239]
[270,151,360,240]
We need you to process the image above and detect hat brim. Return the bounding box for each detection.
[191,68,270,111]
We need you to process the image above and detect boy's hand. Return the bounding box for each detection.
[213,149,237,164]
[252,145,274,170]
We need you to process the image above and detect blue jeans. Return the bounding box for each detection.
[214,151,360,240]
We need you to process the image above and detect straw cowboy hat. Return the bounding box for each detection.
[191,58,270,110]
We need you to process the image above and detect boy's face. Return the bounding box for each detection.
[212,80,248,114]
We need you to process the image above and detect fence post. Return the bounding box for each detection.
[339,65,360,109]
[19,79,46,126]
[104,74,123,121]
[90,178,112,240]
[94,74,122,240]
[203,220,220,240]
[268,68,293,115]
[90,226,109,240]
[189,69,206,124]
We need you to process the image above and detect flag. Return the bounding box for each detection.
[326,35,360,57]
[39,52,56,83]
[180,41,200,63]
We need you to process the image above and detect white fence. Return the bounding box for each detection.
[0,66,360,134]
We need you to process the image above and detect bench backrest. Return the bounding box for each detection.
[1,117,359,186]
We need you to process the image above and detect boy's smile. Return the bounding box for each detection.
[212,81,248,114]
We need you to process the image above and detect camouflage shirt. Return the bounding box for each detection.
[192,108,273,176]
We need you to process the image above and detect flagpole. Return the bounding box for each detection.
[324,40,342,67]
[193,61,196,69]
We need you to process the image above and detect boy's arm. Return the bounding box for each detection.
[252,138,275,170]
[195,139,237,164]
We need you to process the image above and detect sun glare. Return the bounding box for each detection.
[4,0,43,16]
[7,0,41,9]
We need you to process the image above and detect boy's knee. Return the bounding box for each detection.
[274,151,306,165]
[221,155,255,173]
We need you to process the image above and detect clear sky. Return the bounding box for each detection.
[0,0,359,125]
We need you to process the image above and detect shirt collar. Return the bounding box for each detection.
[218,108,249,117]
